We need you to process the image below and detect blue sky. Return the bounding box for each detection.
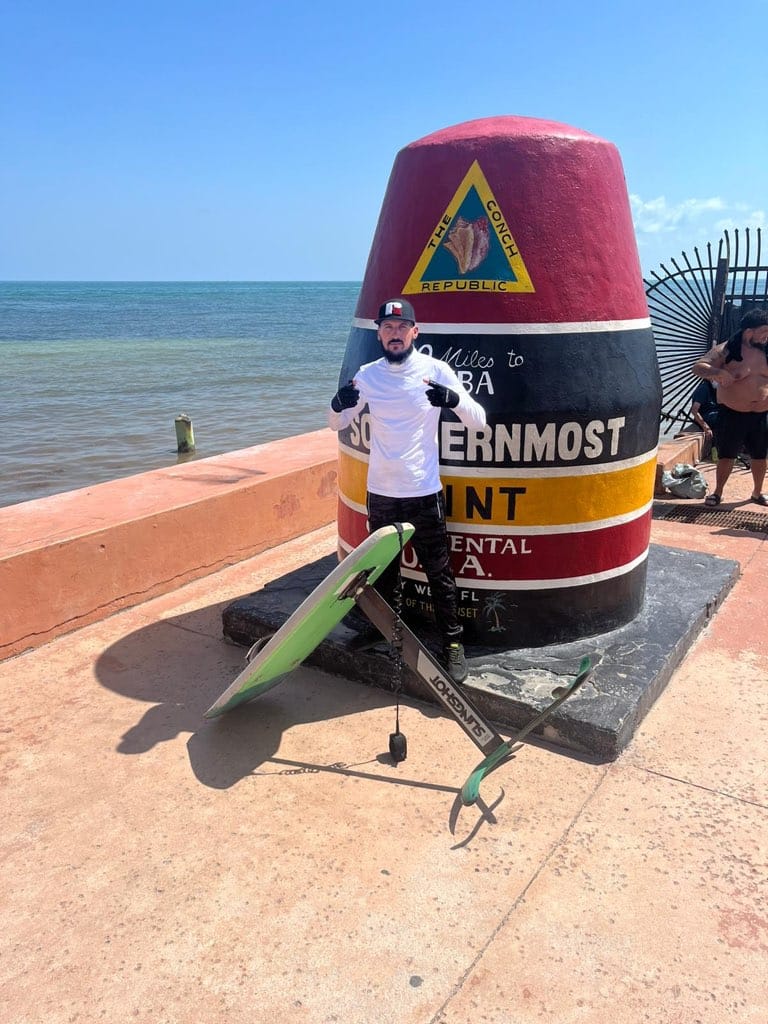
[2,0,766,281]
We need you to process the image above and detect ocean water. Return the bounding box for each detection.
[0,282,360,509]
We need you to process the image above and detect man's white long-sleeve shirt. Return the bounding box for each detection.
[328,349,486,498]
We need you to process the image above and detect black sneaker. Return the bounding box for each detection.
[443,642,468,684]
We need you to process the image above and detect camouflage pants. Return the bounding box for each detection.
[366,490,461,642]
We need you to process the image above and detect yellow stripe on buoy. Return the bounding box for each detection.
[337,448,657,528]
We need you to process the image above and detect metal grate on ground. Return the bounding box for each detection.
[652,501,768,533]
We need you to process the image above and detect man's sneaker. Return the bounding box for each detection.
[443,642,468,684]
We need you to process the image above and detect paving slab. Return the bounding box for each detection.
[222,543,739,759]
[623,536,768,804]
[2,591,604,1024]
[438,767,768,1024]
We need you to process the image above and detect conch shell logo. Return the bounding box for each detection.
[401,160,535,294]
[444,217,490,274]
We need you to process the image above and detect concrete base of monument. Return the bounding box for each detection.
[222,543,739,759]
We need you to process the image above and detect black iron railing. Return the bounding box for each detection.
[645,228,768,429]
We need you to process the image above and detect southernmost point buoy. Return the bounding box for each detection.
[334,115,662,645]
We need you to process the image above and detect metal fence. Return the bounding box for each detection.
[645,227,768,429]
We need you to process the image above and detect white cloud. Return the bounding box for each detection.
[629,195,767,274]
[715,207,768,232]
[629,194,726,234]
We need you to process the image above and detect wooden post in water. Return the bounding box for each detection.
[175,414,195,453]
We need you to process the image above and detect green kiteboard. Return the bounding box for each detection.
[206,522,594,806]
[205,523,416,717]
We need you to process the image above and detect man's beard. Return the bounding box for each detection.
[382,341,413,364]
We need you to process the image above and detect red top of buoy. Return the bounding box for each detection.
[356,115,647,325]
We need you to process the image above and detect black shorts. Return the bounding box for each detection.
[715,405,768,459]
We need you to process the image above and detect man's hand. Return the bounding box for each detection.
[424,378,460,409]
[331,381,359,412]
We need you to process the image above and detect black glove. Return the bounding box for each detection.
[331,381,359,412]
[425,379,460,409]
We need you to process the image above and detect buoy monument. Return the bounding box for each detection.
[333,115,662,646]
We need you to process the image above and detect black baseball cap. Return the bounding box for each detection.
[375,298,416,325]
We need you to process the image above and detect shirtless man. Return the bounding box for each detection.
[692,309,768,505]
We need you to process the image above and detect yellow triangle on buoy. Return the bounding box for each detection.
[403,160,535,295]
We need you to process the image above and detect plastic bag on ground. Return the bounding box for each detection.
[660,462,708,499]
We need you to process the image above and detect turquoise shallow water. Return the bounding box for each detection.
[0,282,359,508]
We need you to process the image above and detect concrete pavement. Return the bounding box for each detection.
[2,457,767,1023]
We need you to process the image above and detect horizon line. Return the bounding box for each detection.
[0,278,366,284]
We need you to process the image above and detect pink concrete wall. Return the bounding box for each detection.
[0,431,338,661]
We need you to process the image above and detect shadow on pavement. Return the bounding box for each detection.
[93,604,431,792]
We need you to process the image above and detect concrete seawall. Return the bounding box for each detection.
[0,430,339,661]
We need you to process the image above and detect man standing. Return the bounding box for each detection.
[328,298,487,683]
[692,308,768,505]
